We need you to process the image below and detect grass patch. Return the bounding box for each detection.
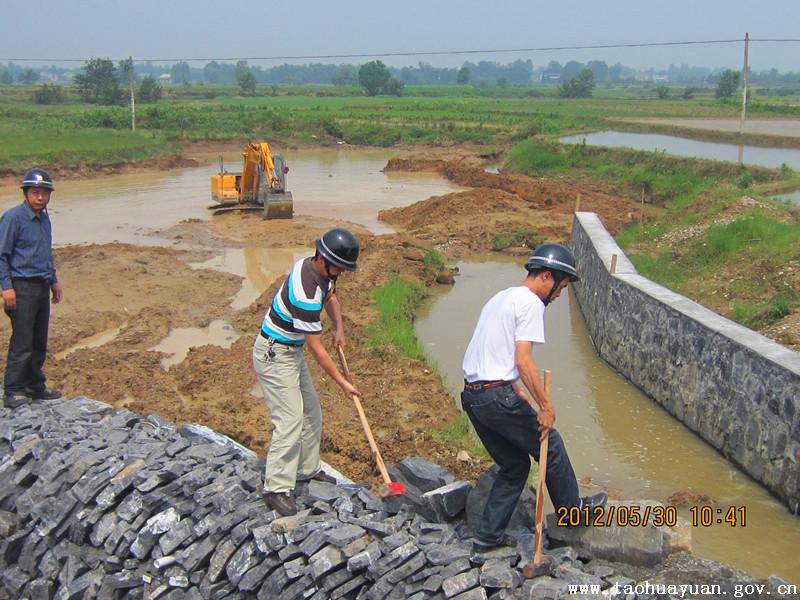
[491,229,540,251]
[427,412,490,460]
[365,275,427,359]
[423,249,446,276]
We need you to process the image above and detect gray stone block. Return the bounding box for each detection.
[238,554,280,591]
[442,567,479,598]
[395,457,455,493]
[347,541,382,572]
[225,540,260,586]
[204,538,238,583]
[421,481,473,523]
[424,543,472,567]
[465,465,536,532]
[309,545,345,580]
[324,523,367,548]
[478,559,521,589]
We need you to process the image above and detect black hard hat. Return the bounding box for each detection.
[525,243,579,281]
[315,228,359,271]
[21,168,55,191]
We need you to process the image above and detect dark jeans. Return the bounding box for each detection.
[4,279,51,394]
[461,384,579,545]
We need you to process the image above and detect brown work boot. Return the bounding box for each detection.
[309,470,337,484]
[262,491,297,516]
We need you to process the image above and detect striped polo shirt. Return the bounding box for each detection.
[261,257,330,345]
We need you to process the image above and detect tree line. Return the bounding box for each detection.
[1,56,795,105]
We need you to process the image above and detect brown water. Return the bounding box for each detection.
[2,152,798,585]
[415,259,800,586]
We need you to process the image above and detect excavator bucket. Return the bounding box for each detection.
[264,191,293,219]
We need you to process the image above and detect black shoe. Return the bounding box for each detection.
[3,393,32,409]
[309,470,337,484]
[26,387,62,400]
[579,492,608,511]
[262,491,297,516]
[472,533,518,554]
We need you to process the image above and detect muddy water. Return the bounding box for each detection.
[415,260,800,585]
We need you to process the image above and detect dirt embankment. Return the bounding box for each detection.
[381,157,634,255]
[0,149,639,489]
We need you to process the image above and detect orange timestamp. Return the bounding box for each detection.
[555,504,678,528]
[689,505,746,527]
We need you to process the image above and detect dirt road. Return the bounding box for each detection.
[0,148,639,487]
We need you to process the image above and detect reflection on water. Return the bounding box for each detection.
[415,260,800,585]
[560,130,800,171]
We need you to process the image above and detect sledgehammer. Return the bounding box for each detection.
[522,369,555,579]
[337,346,406,498]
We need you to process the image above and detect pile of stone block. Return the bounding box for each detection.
[1,396,788,600]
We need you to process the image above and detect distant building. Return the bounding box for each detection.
[541,72,561,83]
[158,74,173,84]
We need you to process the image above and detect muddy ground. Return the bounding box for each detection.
[0,145,680,489]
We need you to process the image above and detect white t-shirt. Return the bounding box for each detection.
[462,285,546,383]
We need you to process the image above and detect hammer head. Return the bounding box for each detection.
[377,481,406,498]
[522,555,554,579]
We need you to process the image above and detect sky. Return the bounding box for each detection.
[2,0,799,74]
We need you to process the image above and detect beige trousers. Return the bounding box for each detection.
[253,333,323,493]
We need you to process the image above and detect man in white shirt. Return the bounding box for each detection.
[461,243,607,553]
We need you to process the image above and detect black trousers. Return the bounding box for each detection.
[3,278,51,394]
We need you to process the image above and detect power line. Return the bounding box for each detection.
[2,38,799,64]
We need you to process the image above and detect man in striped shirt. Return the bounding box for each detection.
[254,228,361,516]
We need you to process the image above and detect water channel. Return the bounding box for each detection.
[0,149,798,584]
[560,130,800,206]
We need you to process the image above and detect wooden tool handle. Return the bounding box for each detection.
[533,369,552,564]
[336,346,392,485]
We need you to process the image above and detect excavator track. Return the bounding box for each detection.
[207,203,264,216]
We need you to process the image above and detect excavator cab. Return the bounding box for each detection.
[209,142,293,218]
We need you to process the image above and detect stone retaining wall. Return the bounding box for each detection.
[570,212,800,513]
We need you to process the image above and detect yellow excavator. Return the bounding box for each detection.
[210,142,293,218]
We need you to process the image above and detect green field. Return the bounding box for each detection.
[2,82,799,336]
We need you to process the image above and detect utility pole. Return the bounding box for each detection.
[738,33,749,163]
[128,56,136,131]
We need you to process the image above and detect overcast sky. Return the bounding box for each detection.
[3,0,799,73]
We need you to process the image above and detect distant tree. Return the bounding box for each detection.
[170,61,191,84]
[358,60,391,96]
[0,71,12,85]
[681,86,697,99]
[715,68,741,98]
[557,68,596,98]
[33,83,63,105]
[238,71,257,96]
[73,57,123,104]
[383,76,404,96]
[496,77,509,89]
[235,60,250,81]
[19,68,39,84]
[562,61,585,81]
[543,60,563,77]
[331,65,358,86]
[587,60,609,84]
[656,85,669,99]
[137,74,163,103]
[203,61,235,84]
[457,65,471,85]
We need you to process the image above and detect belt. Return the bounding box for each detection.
[464,380,514,391]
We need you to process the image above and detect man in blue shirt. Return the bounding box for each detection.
[0,168,64,408]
